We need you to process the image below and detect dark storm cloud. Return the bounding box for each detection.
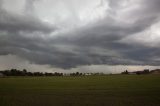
[0,0,160,69]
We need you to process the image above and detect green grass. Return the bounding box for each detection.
[0,75,160,106]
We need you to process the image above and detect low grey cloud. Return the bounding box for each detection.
[0,0,160,70]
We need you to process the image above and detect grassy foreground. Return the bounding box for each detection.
[0,75,160,106]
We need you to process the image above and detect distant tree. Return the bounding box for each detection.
[23,69,27,73]
[121,70,128,74]
[125,70,128,74]
[76,72,79,76]
[144,69,149,74]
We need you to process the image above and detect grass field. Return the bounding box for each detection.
[0,75,160,106]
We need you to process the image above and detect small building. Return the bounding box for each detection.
[150,69,160,74]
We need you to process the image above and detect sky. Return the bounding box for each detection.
[0,0,160,73]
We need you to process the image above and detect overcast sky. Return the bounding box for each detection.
[0,0,160,73]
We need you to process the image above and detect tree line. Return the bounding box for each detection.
[0,69,107,77]
[0,69,63,76]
